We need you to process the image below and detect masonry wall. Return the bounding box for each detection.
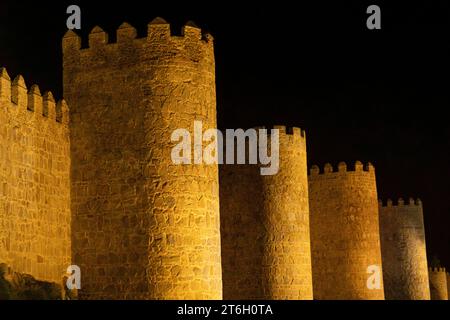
[309,162,385,300]
[220,126,313,299]
[429,267,448,300]
[379,198,430,300]
[447,273,450,300]
[62,20,222,299]
[0,68,71,286]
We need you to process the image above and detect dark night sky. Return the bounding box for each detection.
[0,1,449,267]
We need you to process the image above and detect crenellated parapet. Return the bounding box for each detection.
[62,18,214,75]
[379,197,422,208]
[429,267,446,273]
[63,18,213,51]
[0,67,69,125]
[309,160,374,176]
[255,125,306,145]
[263,125,306,138]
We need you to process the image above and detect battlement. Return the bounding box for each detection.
[309,161,374,176]
[0,67,69,125]
[378,197,422,208]
[264,125,306,137]
[62,18,213,53]
[253,125,306,145]
[429,267,446,273]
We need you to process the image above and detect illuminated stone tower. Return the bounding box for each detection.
[62,19,222,299]
[220,126,313,299]
[308,161,385,300]
[379,198,430,300]
[428,267,448,300]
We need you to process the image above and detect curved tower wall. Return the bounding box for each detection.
[379,198,430,300]
[308,161,385,300]
[429,267,448,300]
[62,20,221,299]
[220,126,313,299]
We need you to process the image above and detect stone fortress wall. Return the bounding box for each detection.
[379,198,430,300]
[308,162,385,300]
[0,69,71,286]
[428,267,448,300]
[447,272,450,299]
[62,19,222,299]
[220,126,313,299]
[0,17,448,300]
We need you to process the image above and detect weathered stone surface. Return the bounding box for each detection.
[62,21,221,299]
[308,162,385,300]
[379,198,430,300]
[428,267,448,300]
[0,68,71,287]
[447,272,450,300]
[0,17,443,301]
[0,263,72,300]
[220,127,313,299]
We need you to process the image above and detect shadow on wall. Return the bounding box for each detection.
[0,263,75,300]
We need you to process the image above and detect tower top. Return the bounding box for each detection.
[309,161,375,176]
[62,18,213,52]
[379,197,422,208]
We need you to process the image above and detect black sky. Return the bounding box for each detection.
[0,1,449,267]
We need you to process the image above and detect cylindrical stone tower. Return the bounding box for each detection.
[429,267,448,300]
[62,19,222,299]
[379,198,430,300]
[308,161,385,300]
[220,126,313,299]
